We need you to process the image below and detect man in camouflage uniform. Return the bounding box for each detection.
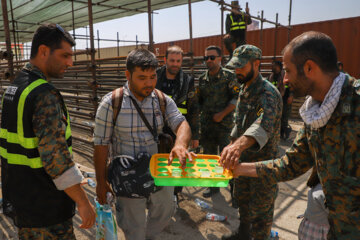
[197,45,240,198]
[230,31,360,239]
[221,45,282,240]
[268,61,294,140]
[0,24,95,239]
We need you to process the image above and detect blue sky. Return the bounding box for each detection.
[74,0,360,49]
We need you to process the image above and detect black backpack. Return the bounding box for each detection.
[107,152,157,198]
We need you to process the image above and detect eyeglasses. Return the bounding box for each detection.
[204,55,219,61]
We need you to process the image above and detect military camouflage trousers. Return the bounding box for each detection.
[234,176,278,240]
[200,122,232,155]
[327,211,360,240]
[18,218,75,240]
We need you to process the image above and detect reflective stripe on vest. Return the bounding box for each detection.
[0,79,72,168]
[168,95,187,115]
[230,14,246,31]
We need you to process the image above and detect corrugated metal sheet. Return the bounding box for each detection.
[154,16,360,78]
[0,0,204,42]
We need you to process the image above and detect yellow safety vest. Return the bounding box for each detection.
[0,79,72,169]
[230,14,246,31]
[168,95,187,115]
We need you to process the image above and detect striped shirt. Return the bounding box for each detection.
[93,83,185,158]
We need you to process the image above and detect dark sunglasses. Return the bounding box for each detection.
[204,55,219,61]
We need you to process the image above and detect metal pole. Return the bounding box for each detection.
[15,21,21,60]
[87,0,98,113]
[116,32,120,57]
[1,0,14,80]
[288,0,292,43]
[188,0,194,74]
[147,0,154,52]
[9,0,18,63]
[71,0,77,61]
[245,2,249,43]
[274,13,278,59]
[260,10,264,50]
[97,29,100,59]
[136,35,138,49]
[220,0,224,54]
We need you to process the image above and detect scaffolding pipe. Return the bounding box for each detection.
[72,0,77,61]
[87,0,98,113]
[220,0,224,53]
[188,0,194,74]
[274,13,278,59]
[288,0,292,43]
[1,0,14,80]
[210,0,290,29]
[147,0,154,52]
[97,29,101,59]
[260,10,264,49]
[9,0,18,63]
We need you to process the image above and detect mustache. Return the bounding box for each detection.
[142,87,154,91]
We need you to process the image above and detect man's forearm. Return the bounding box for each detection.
[236,135,257,152]
[64,183,91,206]
[233,162,258,177]
[93,145,109,184]
[174,120,191,148]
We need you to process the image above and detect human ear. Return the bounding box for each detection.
[125,70,131,81]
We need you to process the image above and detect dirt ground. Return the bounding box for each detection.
[0,120,310,240]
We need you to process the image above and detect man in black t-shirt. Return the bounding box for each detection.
[156,46,199,198]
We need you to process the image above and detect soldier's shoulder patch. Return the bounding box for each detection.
[233,86,240,93]
[188,90,195,98]
[342,103,351,114]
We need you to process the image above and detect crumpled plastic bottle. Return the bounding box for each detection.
[195,198,211,209]
[270,230,279,239]
[205,212,227,222]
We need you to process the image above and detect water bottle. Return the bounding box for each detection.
[106,192,115,206]
[83,171,96,178]
[87,179,96,188]
[270,230,279,238]
[205,213,227,222]
[195,198,211,209]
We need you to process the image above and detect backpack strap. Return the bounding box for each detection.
[111,87,123,125]
[154,89,167,121]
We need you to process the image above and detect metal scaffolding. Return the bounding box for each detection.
[0,0,292,161]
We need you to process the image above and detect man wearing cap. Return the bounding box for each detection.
[221,45,282,240]
[197,45,240,198]
[224,0,252,59]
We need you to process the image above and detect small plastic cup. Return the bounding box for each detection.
[201,171,211,178]
[214,166,223,174]
[172,170,182,177]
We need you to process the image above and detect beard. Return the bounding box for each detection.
[46,56,65,79]
[167,66,180,75]
[236,66,254,84]
[289,73,313,98]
